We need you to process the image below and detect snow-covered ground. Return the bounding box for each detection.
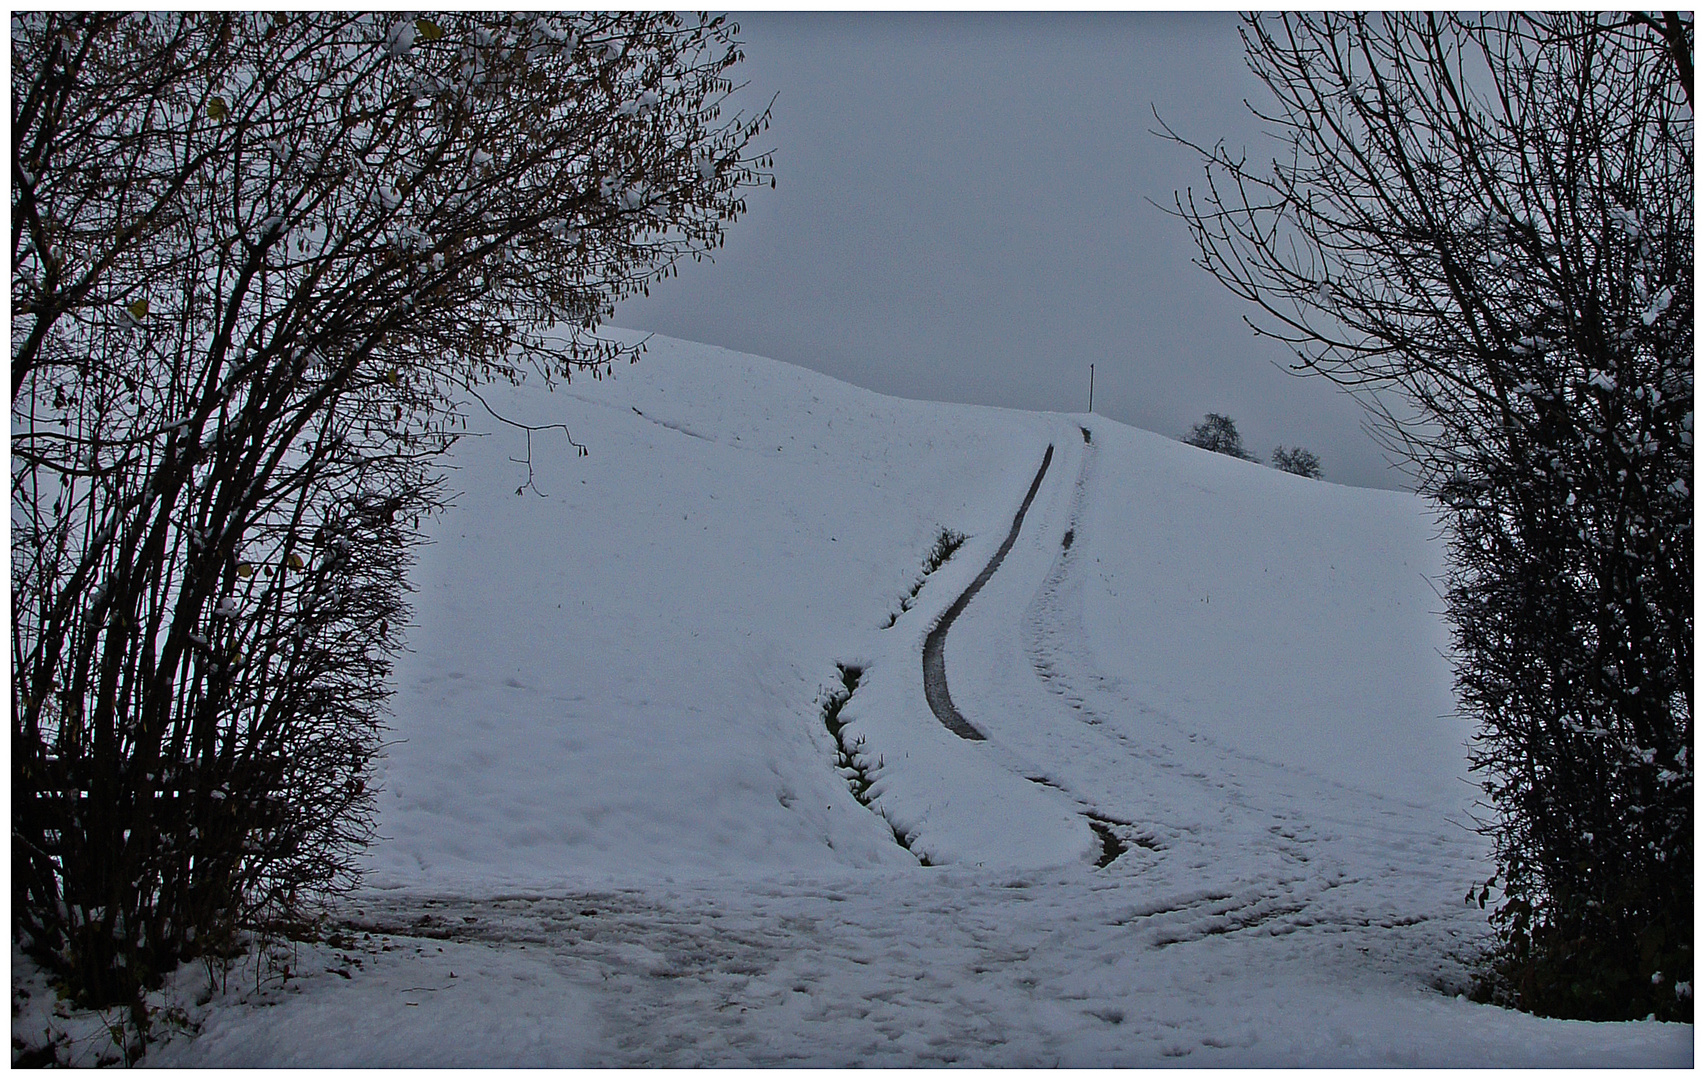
[18,332,1691,1066]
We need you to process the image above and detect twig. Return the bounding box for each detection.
[456,380,588,498]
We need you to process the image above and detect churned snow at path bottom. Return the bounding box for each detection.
[151,870,1689,1068]
[30,331,1688,1066]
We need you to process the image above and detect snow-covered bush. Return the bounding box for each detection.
[1169,13,1691,1020]
[11,11,770,1014]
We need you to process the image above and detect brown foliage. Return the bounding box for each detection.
[12,11,770,1009]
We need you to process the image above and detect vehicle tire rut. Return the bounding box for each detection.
[921,444,1054,740]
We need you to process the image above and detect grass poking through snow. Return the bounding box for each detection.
[882,527,969,628]
[818,663,930,865]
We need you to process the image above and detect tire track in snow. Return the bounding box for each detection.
[1021,426,1352,845]
[1012,426,1484,957]
[922,444,1054,740]
[1008,428,1164,867]
[914,428,1161,871]
[1025,426,1113,726]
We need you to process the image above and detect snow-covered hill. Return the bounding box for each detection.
[42,331,1685,1065]
[369,329,1474,889]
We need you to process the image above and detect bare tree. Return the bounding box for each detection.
[1166,13,1690,1020]
[1270,445,1321,479]
[12,11,771,1019]
[1183,412,1256,460]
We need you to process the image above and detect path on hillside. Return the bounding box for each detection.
[921,444,1054,741]
[895,419,1485,958]
[934,421,1488,957]
[129,412,1687,1068]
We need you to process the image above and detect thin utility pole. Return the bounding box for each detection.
[1088,364,1095,413]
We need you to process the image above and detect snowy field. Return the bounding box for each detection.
[18,332,1691,1066]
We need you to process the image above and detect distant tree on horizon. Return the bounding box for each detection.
[1183,413,1256,461]
[1271,446,1322,479]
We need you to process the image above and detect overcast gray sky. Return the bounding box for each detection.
[613,11,1409,490]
